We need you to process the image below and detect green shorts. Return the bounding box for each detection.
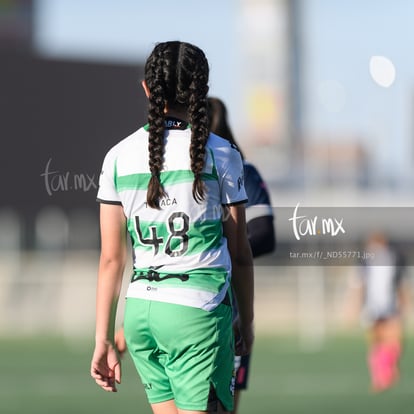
[124,298,235,411]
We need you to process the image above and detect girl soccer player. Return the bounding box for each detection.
[208,97,275,413]
[346,232,409,392]
[90,41,254,414]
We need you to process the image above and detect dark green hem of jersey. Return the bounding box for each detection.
[96,198,122,205]
[223,199,248,206]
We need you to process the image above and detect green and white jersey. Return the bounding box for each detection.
[97,119,247,311]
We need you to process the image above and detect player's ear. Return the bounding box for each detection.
[141,80,150,98]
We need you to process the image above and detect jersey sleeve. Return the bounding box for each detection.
[96,148,122,205]
[218,145,248,205]
[243,162,273,221]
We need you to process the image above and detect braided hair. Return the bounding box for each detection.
[144,41,210,209]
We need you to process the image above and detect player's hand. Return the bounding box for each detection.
[91,340,121,392]
[233,317,254,356]
[115,327,127,357]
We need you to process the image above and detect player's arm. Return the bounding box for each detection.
[247,215,276,258]
[243,163,276,257]
[223,203,254,356]
[342,269,365,327]
[91,203,127,392]
[396,258,411,316]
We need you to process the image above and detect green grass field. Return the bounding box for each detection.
[1,334,413,414]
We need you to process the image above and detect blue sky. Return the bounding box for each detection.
[303,0,414,178]
[35,0,239,104]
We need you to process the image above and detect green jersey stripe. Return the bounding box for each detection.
[115,169,218,192]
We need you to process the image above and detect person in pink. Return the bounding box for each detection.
[351,232,410,392]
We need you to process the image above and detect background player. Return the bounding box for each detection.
[345,232,410,392]
[208,97,276,413]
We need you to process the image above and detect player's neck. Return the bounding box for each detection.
[164,107,188,123]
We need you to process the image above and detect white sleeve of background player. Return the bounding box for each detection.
[218,145,248,205]
[96,148,121,204]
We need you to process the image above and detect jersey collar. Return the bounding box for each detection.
[164,117,190,130]
[143,117,190,132]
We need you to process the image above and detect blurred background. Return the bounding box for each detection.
[1,1,414,413]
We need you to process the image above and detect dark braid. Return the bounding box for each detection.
[144,44,170,208]
[188,82,209,202]
[144,41,210,208]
